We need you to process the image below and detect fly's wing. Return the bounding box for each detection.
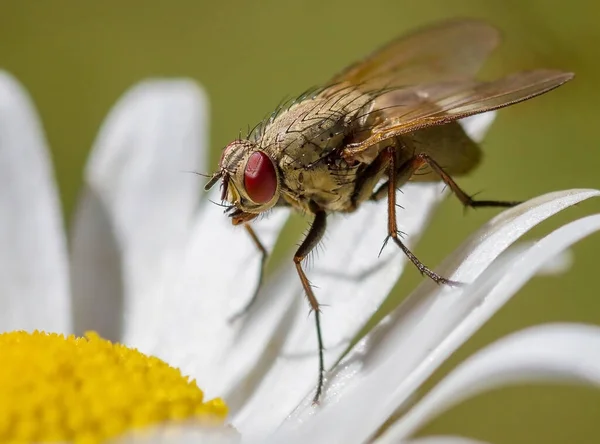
[314,19,572,178]
[345,70,574,160]
[326,19,500,91]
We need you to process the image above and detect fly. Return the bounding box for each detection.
[204,19,573,403]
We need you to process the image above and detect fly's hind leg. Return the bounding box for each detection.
[418,153,521,208]
[228,224,269,322]
[372,152,521,208]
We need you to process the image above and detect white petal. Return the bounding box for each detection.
[0,71,70,333]
[495,242,572,277]
[70,79,208,341]
[381,322,600,442]
[232,182,445,438]
[459,112,496,142]
[535,248,573,275]
[142,191,288,401]
[110,424,239,443]
[397,436,492,444]
[379,215,600,441]
[275,189,599,443]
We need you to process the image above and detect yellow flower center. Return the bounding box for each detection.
[0,330,227,443]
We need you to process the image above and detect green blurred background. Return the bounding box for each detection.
[1,1,599,442]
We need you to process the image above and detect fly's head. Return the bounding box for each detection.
[205,139,280,225]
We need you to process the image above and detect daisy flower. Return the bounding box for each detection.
[1,71,599,443]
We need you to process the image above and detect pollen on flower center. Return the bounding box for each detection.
[0,330,227,443]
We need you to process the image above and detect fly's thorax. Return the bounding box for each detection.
[259,88,375,167]
[251,89,377,213]
[218,139,281,214]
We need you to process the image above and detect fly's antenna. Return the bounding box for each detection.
[180,169,223,193]
[204,171,223,191]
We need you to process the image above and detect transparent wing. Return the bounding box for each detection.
[328,19,501,89]
[345,69,574,153]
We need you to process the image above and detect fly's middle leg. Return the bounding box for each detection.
[381,147,460,286]
[372,151,522,209]
[377,149,521,285]
[411,153,522,208]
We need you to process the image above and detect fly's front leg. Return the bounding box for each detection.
[382,147,459,286]
[228,224,269,322]
[294,208,328,403]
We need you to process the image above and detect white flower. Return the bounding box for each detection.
[1,70,599,444]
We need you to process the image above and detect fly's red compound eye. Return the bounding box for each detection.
[243,151,277,204]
